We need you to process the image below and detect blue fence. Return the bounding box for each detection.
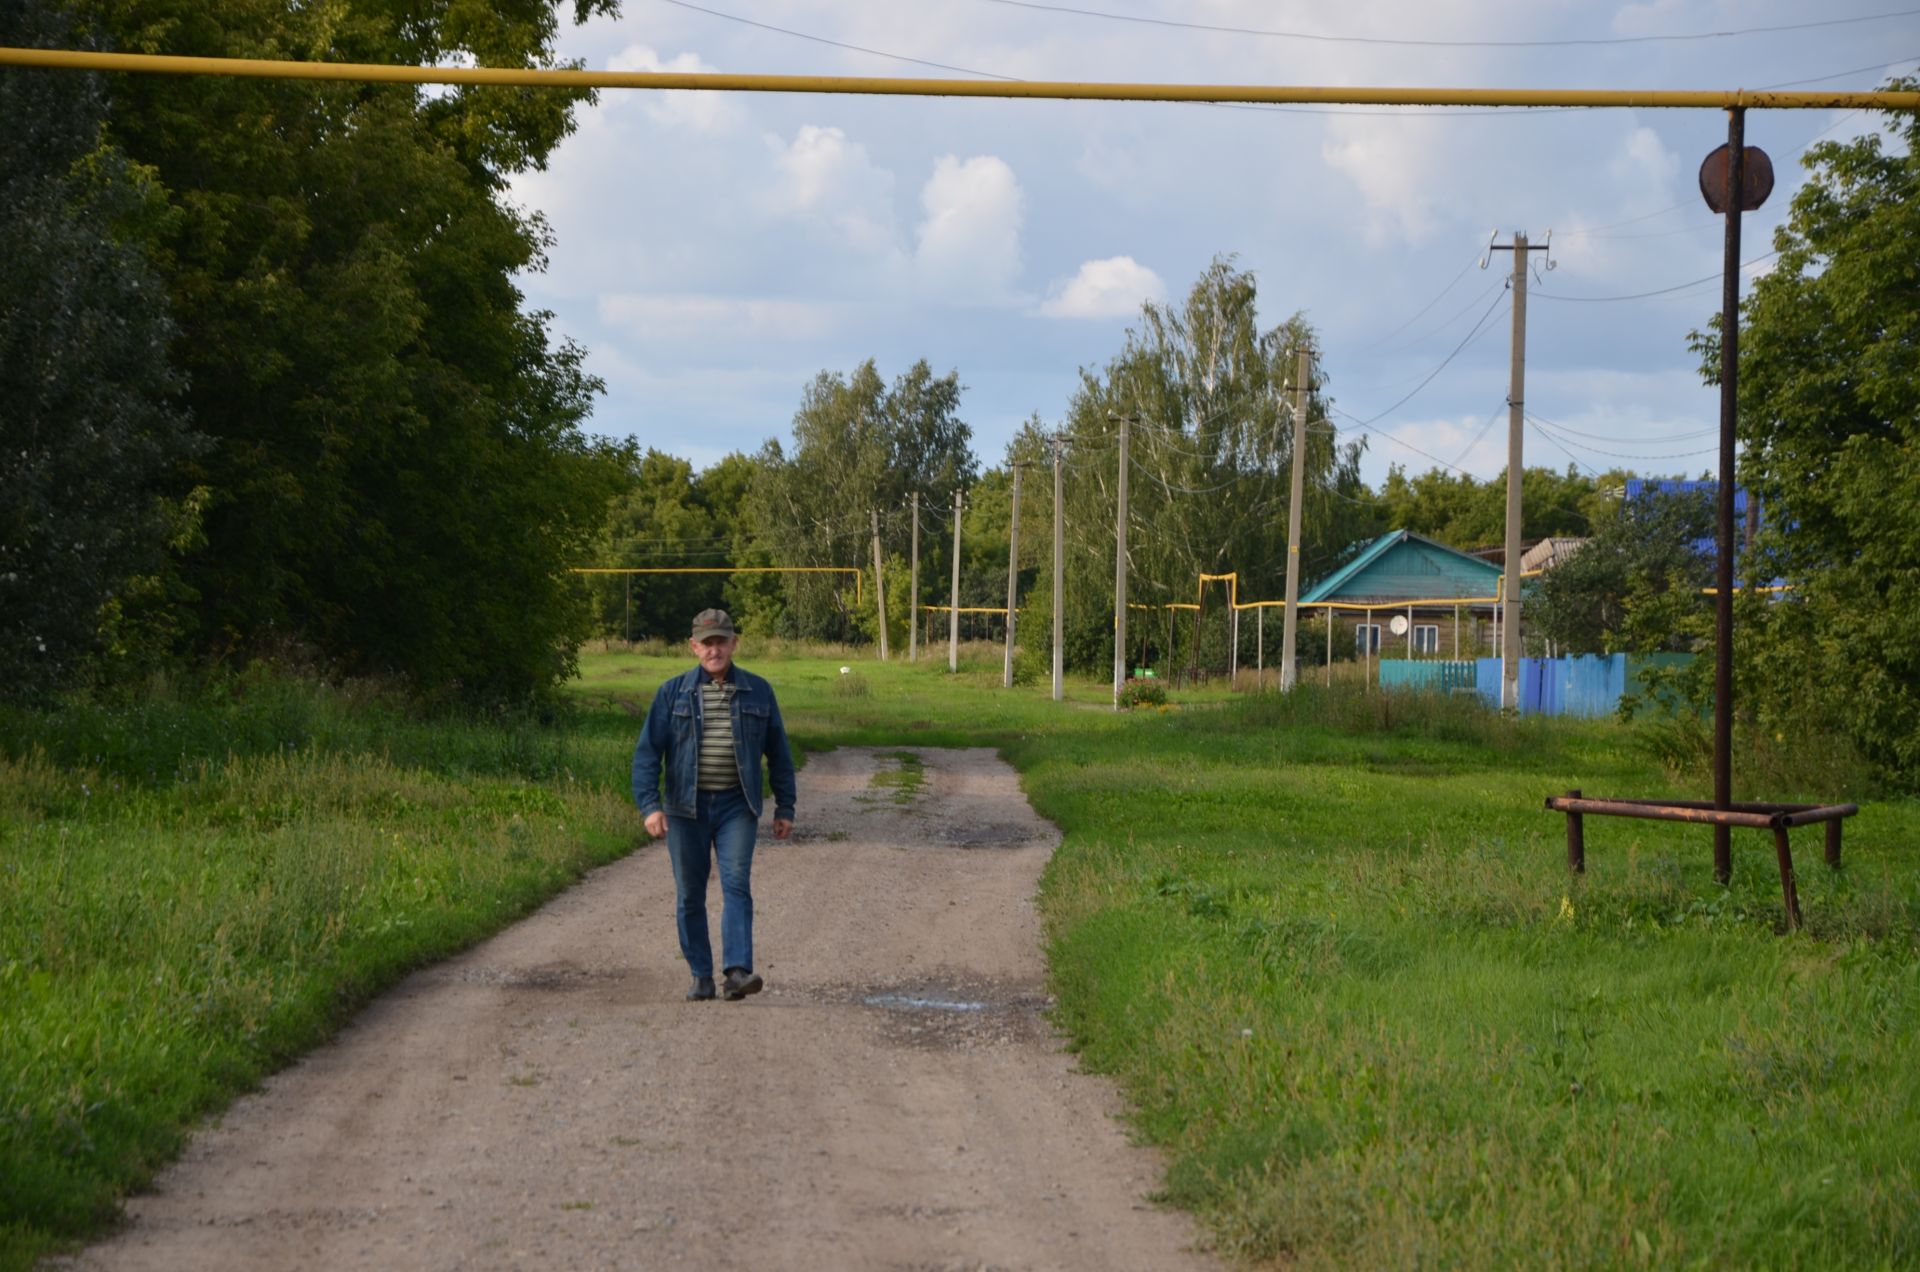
[1378,654,1692,717]
[1376,660,1478,694]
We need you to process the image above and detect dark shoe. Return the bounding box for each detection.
[722,968,763,1001]
[686,977,716,1002]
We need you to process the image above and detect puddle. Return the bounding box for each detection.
[863,993,988,1013]
[453,962,630,991]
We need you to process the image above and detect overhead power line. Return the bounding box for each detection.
[974,0,1920,50]
[660,0,1017,78]
[1533,251,1781,303]
[1343,290,1510,428]
[650,2,1918,118]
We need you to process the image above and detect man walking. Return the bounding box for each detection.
[631,609,797,1002]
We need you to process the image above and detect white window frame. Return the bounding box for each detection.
[1412,623,1440,654]
[1356,623,1382,653]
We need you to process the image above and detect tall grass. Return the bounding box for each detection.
[0,673,638,1270]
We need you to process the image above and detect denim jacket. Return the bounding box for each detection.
[630,664,797,821]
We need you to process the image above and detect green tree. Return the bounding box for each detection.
[1529,488,1714,654]
[1692,80,1920,780]
[746,359,977,641]
[1048,257,1373,675]
[0,1,202,703]
[1372,463,1621,550]
[76,0,624,698]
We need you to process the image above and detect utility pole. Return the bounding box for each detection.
[1279,343,1312,692]
[908,492,920,662]
[1487,230,1550,711]
[870,509,889,661]
[1004,462,1025,688]
[1109,413,1133,708]
[1052,434,1065,702]
[949,487,963,672]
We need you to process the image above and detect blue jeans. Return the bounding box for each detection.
[665,787,758,980]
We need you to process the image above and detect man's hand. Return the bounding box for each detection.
[771,818,794,841]
[644,811,667,839]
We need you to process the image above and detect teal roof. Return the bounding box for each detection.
[1300,530,1503,604]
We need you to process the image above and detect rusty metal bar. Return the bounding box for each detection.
[1564,788,1585,874]
[1826,819,1843,869]
[1712,107,1745,887]
[1544,796,1778,830]
[1772,826,1803,931]
[1777,804,1859,828]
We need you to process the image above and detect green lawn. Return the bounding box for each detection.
[581,647,1920,1268]
[4,650,1914,1269]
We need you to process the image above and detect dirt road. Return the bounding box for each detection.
[67,747,1213,1271]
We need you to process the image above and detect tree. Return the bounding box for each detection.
[1693,80,1920,782]
[75,0,625,698]
[1529,487,1714,654]
[1372,463,1622,550]
[745,359,977,641]
[1048,257,1373,674]
[0,1,202,703]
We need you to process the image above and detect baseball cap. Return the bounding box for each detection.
[690,608,737,641]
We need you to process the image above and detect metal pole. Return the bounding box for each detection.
[1325,605,1332,686]
[1365,606,1374,693]
[1714,110,1745,885]
[909,491,920,662]
[1052,437,1065,702]
[1112,414,1131,708]
[1257,606,1264,677]
[1230,605,1239,685]
[870,510,889,661]
[1407,602,1414,660]
[949,488,963,672]
[1502,233,1529,711]
[1005,463,1024,688]
[624,574,631,646]
[1280,345,1311,691]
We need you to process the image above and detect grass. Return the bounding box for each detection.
[0,669,641,1271]
[4,647,1914,1269]
[575,647,1920,1268]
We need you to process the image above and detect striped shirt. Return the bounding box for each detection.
[696,679,741,791]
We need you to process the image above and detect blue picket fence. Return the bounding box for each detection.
[1377,654,1692,717]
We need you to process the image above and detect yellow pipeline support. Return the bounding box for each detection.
[3,48,1917,111]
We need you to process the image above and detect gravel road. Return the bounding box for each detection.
[65,747,1214,1271]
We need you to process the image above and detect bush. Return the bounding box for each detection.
[1120,678,1167,709]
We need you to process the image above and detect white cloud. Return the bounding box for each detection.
[1610,126,1679,190]
[1321,115,1445,245]
[763,125,900,257]
[1039,256,1166,318]
[914,155,1026,300]
[598,294,838,343]
[608,44,740,133]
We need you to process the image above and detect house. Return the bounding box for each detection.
[1301,529,1507,658]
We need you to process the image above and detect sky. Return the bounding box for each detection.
[506,0,1919,489]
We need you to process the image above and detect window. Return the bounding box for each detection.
[1413,624,1440,654]
[1356,623,1382,653]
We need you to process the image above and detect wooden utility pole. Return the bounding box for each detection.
[870,510,889,661]
[1280,344,1312,691]
[1052,435,1065,702]
[908,491,920,662]
[949,488,963,672]
[1110,413,1132,708]
[1488,230,1549,711]
[1004,462,1025,688]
